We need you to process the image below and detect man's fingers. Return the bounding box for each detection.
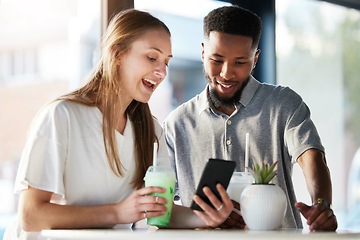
[310,208,337,231]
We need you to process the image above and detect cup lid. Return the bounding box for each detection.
[143,165,176,181]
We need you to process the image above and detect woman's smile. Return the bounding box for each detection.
[142,78,158,91]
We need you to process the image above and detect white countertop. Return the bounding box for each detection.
[40,228,360,240]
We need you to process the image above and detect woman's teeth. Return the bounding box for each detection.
[144,78,157,86]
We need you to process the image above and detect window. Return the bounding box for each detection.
[0,0,100,235]
[276,0,360,229]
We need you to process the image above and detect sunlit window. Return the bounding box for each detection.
[0,0,100,235]
[276,0,360,230]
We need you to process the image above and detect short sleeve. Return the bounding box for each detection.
[284,93,324,163]
[14,101,69,198]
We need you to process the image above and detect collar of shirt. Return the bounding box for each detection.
[197,75,261,115]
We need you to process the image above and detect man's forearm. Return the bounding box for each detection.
[297,149,332,204]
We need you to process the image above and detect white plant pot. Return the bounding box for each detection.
[240,184,287,231]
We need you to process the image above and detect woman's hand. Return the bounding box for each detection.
[191,184,234,228]
[115,186,168,224]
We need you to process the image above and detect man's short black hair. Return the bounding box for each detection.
[203,5,262,49]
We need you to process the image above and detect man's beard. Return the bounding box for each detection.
[205,73,243,109]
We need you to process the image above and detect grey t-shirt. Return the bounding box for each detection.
[163,76,325,229]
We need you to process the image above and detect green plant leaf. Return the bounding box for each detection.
[248,167,261,183]
[263,171,277,184]
[249,160,278,184]
[268,161,278,174]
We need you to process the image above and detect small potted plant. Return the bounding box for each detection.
[240,160,287,231]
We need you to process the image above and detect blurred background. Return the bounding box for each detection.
[1,0,360,237]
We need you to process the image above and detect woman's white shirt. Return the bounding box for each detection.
[7,100,169,239]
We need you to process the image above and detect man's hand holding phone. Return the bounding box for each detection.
[192,182,235,228]
[189,159,243,228]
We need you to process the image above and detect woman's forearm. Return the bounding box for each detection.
[20,194,118,231]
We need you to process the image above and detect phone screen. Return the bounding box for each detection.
[190,158,236,211]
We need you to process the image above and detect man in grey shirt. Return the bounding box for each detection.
[163,5,337,231]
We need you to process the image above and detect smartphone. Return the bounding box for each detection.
[190,158,236,211]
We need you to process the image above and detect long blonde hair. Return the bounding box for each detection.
[59,9,171,189]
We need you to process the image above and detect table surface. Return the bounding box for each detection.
[40,228,360,240]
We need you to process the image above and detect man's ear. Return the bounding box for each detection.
[254,49,261,66]
[201,42,205,62]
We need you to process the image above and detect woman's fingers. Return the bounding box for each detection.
[120,187,168,221]
[136,186,166,196]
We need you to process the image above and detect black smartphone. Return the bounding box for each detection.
[190,158,236,211]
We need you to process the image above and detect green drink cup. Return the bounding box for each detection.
[144,165,176,227]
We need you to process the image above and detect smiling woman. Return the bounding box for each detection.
[3,8,174,239]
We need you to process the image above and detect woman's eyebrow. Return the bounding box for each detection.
[151,47,173,58]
